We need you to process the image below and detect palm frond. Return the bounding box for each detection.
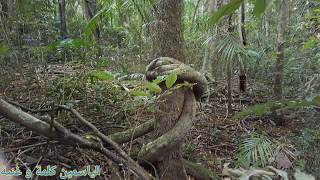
[237,134,276,167]
[207,35,249,70]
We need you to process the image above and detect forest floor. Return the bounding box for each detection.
[0,62,319,179]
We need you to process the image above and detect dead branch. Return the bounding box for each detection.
[61,106,152,179]
[0,98,154,180]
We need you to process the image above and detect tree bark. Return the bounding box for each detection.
[201,0,217,80]
[227,3,234,114]
[226,60,233,114]
[154,0,185,62]
[148,2,194,178]
[238,2,247,93]
[58,0,67,39]
[273,0,289,99]
[238,3,246,46]
[142,0,209,178]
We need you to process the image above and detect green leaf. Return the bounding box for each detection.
[303,36,319,49]
[253,0,268,17]
[237,134,275,167]
[130,90,151,97]
[312,96,320,105]
[234,96,320,119]
[208,0,244,26]
[153,76,166,84]
[85,15,100,37]
[165,73,178,88]
[90,70,115,81]
[0,44,9,56]
[84,0,113,37]
[144,83,162,93]
[255,104,266,116]
[97,59,110,68]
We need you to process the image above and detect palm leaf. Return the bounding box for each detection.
[237,134,275,167]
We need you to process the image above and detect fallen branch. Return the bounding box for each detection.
[1,99,216,180]
[0,98,153,180]
[6,99,61,113]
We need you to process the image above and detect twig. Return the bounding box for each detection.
[63,106,143,169]
[5,99,61,113]
[0,141,58,153]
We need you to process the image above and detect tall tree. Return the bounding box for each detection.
[152,0,188,179]
[201,0,217,80]
[226,12,234,114]
[238,2,247,93]
[274,0,289,99]
[58,0,67,39]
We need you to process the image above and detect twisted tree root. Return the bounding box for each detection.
[137,89,196,163]
[139,57,208,179]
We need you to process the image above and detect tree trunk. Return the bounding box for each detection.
[227,60,233,114]
[84,0,100,41]
[201,43,214,80]
[273,0,289,99]
[201,0,217,80]
[152,0,189,179]
[84,0,102,57]
[58,0,67,39]
[154,0,185,62]
[238,2,247,93]
[227,6,234,114]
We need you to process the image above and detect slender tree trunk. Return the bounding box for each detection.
[238,3,246,46]
[226,60,233,114]
[84,0,102,57]
[273,0,289,99]
[58,0,67,39]
[226,8,234,114]
[201,43,214,79]
[201,0,217,80]
[84,0,100,41]
[238,2,247,93]
[265,11,271,38]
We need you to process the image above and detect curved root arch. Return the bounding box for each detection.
[138,57,207,179]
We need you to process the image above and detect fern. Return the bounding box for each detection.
[237,134,275,167]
